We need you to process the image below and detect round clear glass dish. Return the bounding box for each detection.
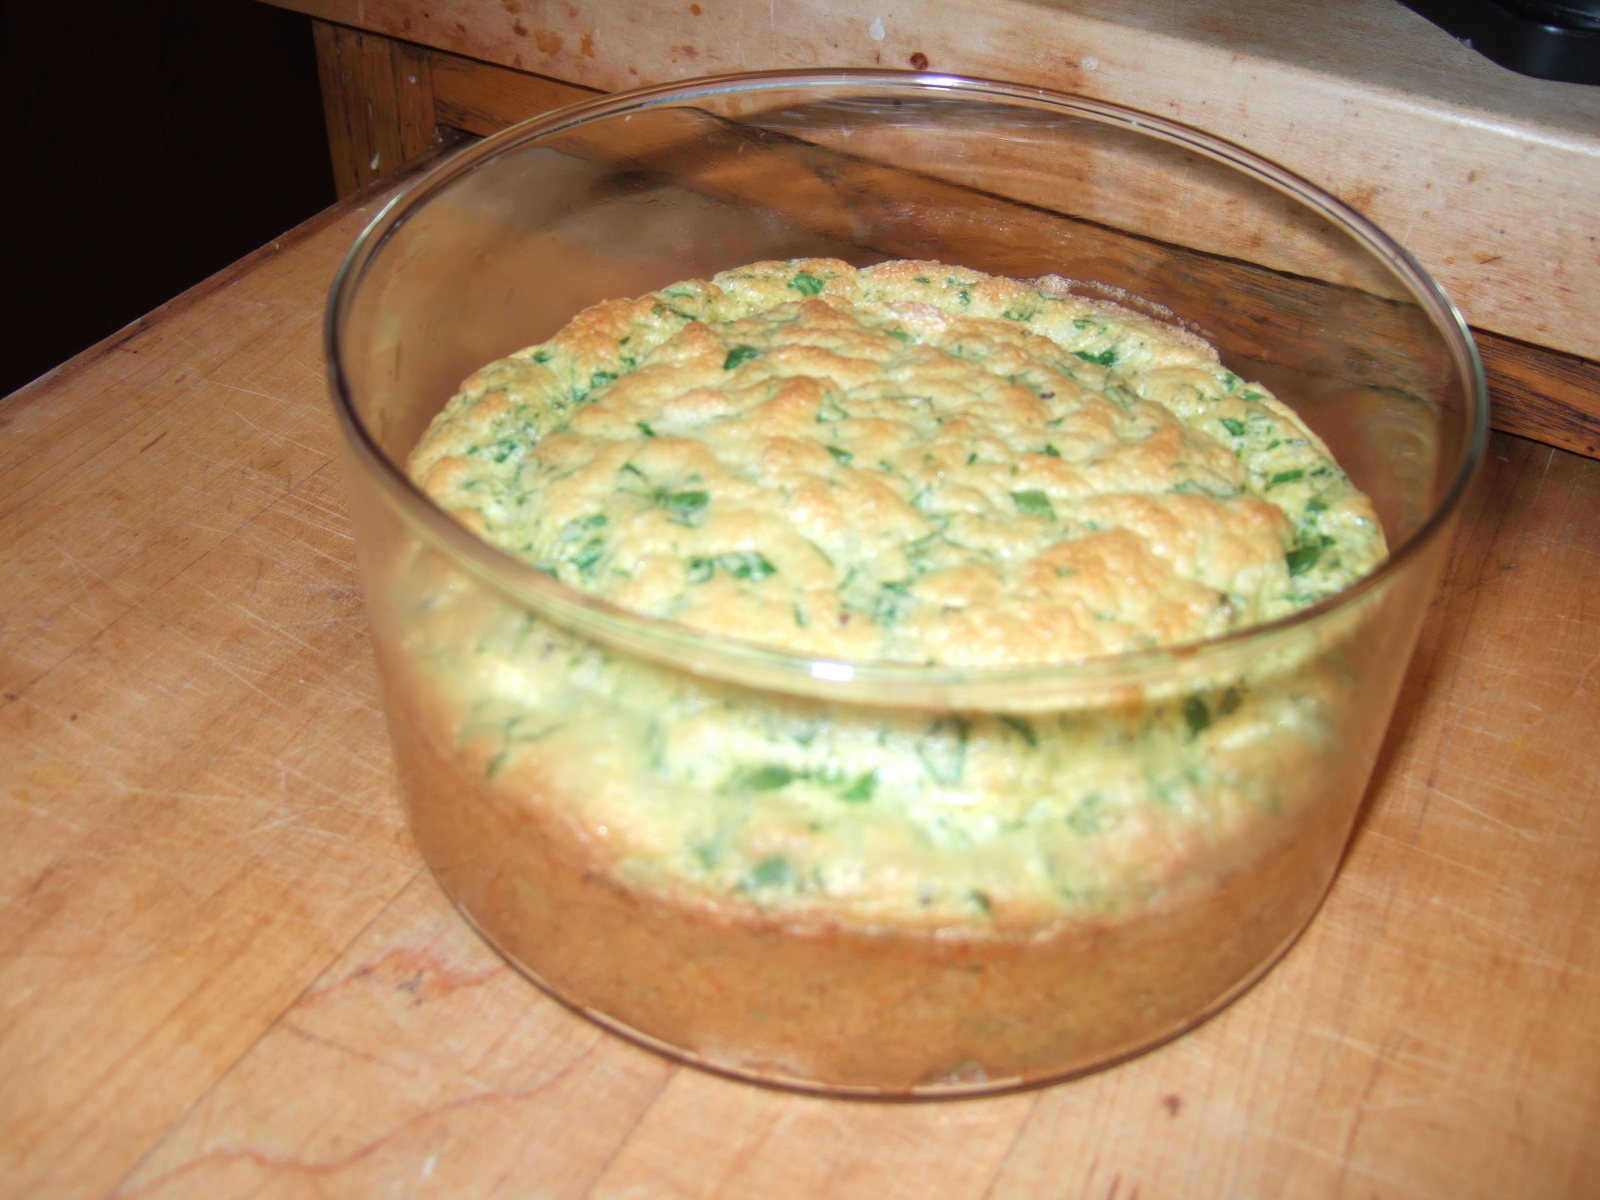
[328,70,1485,1097]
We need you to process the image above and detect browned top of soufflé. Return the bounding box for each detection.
[410,257,1384,667]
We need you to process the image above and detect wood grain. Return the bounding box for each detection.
[2,160,1598,1198]
[431,47,599,137]
[346,41,1600,463]
[312,20,439,197]
[264,0,1600,364]
[0,161,447,1200]
[1478,333,1600,460]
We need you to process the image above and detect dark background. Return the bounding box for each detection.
[1,0,337,397]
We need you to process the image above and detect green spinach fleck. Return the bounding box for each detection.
[1286,543,1322,576]
[872,580,914,626]
[570,539,605,574]
[1012,489,1055,520]
[1067,793,1104,835]
[1073,347,1118,367]
[999,715,1037,746]
[840,769,878,803]
[917,717,970,785]
[718,551,777,581]
[664,489,710,526]
[742,856,795,889]
[738,765,796,792]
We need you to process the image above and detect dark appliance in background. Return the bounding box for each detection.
[1399,0,1600,82]
[1,0,335,398]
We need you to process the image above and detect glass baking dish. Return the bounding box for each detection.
[328,70,1485,1096]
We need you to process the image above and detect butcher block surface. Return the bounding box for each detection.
[2,171,1598,1200]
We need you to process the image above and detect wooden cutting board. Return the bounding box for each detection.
[1,164,1597,1200]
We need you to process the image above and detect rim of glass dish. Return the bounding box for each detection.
[328,68,1487,706]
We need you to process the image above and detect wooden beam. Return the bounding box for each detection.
[432,50,600,137]
[1477,331,1600,460]
[311,20,439,197]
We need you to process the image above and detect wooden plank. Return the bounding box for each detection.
[1477,331,1600,460]
[431,49,599,136]
[264,0,1600,364]
[311,19,438,197]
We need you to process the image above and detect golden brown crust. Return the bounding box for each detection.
[409,258,1384,665]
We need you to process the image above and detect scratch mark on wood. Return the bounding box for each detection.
[114,1040,615,1198]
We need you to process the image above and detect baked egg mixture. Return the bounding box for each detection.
[403,259,1385,927]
